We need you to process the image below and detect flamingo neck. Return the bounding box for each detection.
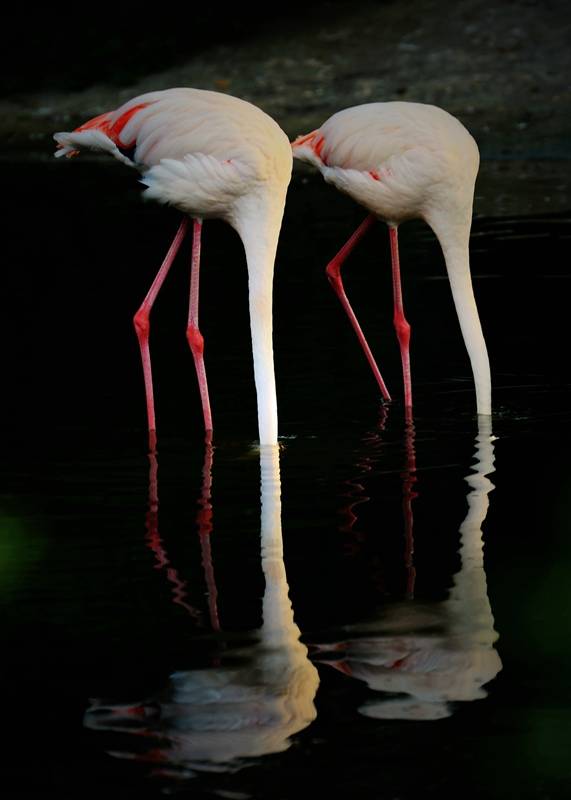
[428,212,492,416]
[233,193,286,445]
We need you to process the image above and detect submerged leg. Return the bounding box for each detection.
[197,431,220,631]
[145,446,202,621]
[186,218,213,433]
[134,218,189,442]
[325,214,391,401]
[388,225,412,413]
[402,417,418,598]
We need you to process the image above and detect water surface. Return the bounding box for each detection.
[2,161,570,798]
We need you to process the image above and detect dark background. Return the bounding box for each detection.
[1,0,570,442]
[1,3,571,798]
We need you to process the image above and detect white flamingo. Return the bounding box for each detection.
[292,101,491,418]
[55,88,293,445]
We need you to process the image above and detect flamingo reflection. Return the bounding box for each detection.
[320,416,501,720]
[85,445,319,775]
[144,442,211,623]
[341,407,417,597]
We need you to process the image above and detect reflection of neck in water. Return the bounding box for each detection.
[323,416,501,721]
[447,416,498,647]
[84,444,319,775]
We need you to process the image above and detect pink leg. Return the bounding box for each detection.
[186,219,213,433]
[388,226,412,411]
[326,215,391,401]
[134,218,189,441]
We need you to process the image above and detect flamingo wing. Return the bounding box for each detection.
[54,98,157,166]
[141,153,255,217]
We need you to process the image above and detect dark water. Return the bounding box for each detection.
[2,160,571,798]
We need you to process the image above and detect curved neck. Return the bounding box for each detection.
[233,194,286,445]
[428,213,492,416]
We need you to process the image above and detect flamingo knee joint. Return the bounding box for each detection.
[186,324,205,356]
[133,311,150,338]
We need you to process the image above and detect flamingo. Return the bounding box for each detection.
[54,88,293,446]
[292,101,491,418]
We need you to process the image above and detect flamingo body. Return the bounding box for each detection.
[293,102,479,225]
[293,101,491,417]
[55,88,292,220]
[55,88,293,445]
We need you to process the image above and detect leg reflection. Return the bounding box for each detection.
[196,433,220,631]
[84,445,319,777]
[402,417,417,598]
[144,444,202,622]
[340,405,418,598]
[319,416,501,721]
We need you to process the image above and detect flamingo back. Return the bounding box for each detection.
[292,102,479,223]
[54,88,292,219]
